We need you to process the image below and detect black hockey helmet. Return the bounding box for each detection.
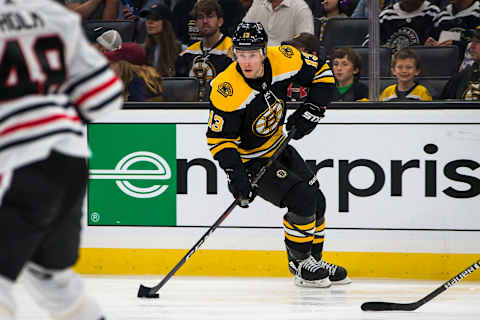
[232,22,268,54]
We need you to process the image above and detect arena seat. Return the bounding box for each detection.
[347,46,392,78]
[84,20,137,42]
[162,77,200,102]
[408,46,460,77]
[321,18,368,54]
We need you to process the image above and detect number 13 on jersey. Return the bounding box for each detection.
[208,110,224,132]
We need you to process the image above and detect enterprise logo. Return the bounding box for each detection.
[89,151,171,198]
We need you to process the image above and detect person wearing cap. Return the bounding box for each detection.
[104,42,165,101]
[66,0,121,20]
[96,29,123,51]
[441,26,480,100]
[140,2,180,76]
[175,0,233,101]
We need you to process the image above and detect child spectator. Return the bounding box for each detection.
[331,47,369,101]
[105,42,164,101]
[380,48,432,101]
[140,2,180,76]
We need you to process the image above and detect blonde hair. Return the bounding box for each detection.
[144,20,179,77]
[114,60,164,101]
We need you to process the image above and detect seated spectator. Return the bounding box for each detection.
[105,42,164,101]
[175,0,233,101]
[281,32,324,101]
[426,0,480,59]
[243,0,314,46]
[331,47,369,101]
[314,0,350,42]
[84,25,123,52]
[441,26,480,100]
[140,2,180,76]
[65,0,121,20]
[380,48,432,101]
[379,0,440,52]
[173,0,245,48]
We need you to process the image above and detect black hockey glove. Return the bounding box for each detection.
[225,167,254,208]
[286,102,326,140]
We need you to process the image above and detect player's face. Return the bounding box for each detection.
[196,12,223,37]
[391,58,419,84]
[470,37,480,63]
[333,56,357,86]
[235,49,265,79]
[146,18,163,35]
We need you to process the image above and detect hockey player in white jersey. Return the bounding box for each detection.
[0,0,124,319]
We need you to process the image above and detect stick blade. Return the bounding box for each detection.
[137,284,159,298]
[361,301,418,311]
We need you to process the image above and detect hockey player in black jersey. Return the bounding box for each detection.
[206,22,351,288]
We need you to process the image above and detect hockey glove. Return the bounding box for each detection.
[225,167,253,208]
[286,102,326,140]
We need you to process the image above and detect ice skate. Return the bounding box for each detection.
[288,256,331,288]
[314,258,352,285]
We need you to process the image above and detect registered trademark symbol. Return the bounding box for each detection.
[91,212,100,223]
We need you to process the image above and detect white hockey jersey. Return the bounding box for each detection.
[0,0,124,172]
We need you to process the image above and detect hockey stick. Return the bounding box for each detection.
[361,259,480,311]
[137,128,296,298]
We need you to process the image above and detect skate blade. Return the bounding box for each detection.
[331,276,352,285]
[294,276,331,288]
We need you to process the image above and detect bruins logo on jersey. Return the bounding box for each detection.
[279,45,294,58]
[253,99,284,137]
[190,56,216,87]
[217,82,233,97]
[462,81,480,100]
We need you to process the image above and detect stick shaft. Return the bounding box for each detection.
[144,131,295,295]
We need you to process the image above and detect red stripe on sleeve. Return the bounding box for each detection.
[75,75,119,106]
[0,114,80,137]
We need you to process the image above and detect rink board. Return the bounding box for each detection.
[79,108,480,279]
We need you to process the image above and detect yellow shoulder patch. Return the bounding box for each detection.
[210,63,256,112]
[268,45,303,80]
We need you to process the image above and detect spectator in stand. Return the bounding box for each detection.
[105,42,165,101]
[140,2,180,76]
[426,0,480,61]
[281,32,325,101]
[379,0,440,52]
[65,0,121,20]
[441,26,480,100]
[243,0,314,46]
[331,47,369,101]
[380,48,432,101]
[175,0,233,101]
[313,0,350,42]
[84,25,123,52]
[173,0,245,48]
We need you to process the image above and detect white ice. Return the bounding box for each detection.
[13,276,480,320]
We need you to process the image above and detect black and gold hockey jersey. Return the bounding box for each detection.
[206,45,335,166]
[175,35,233,101]
[379,83,432,101]
[380,1,440,52]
